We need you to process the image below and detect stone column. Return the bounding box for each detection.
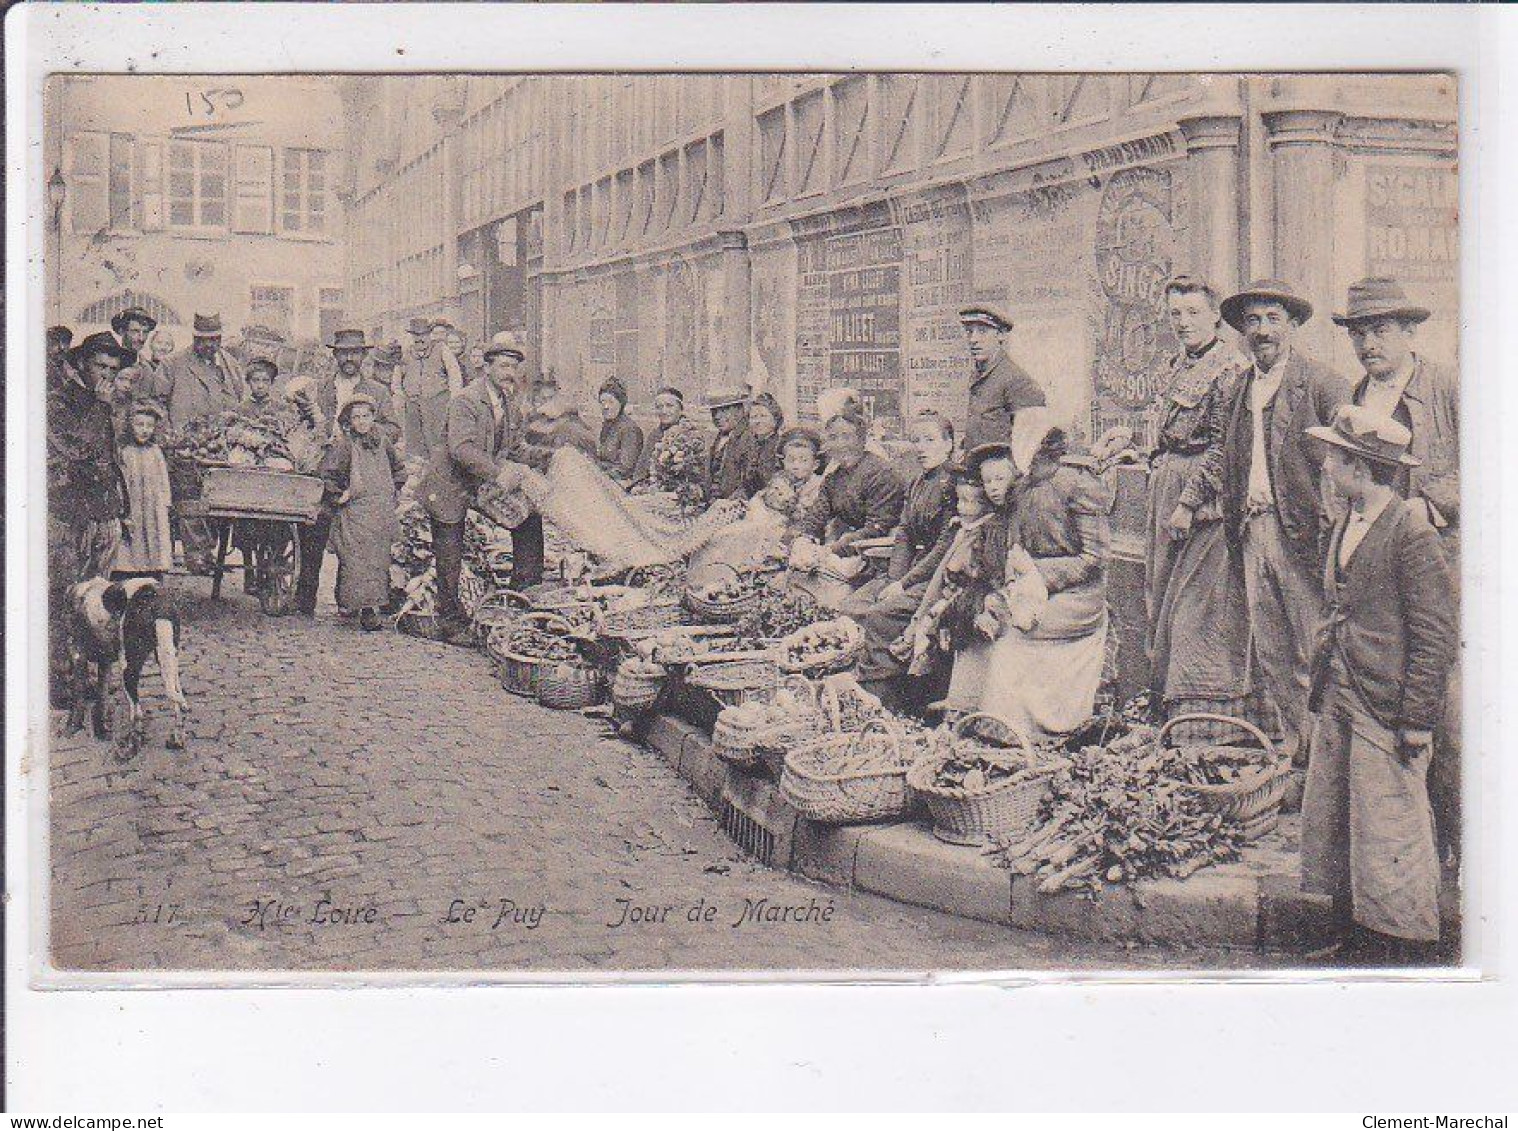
[719,230,752,390]
[1177,114,1243,297]
[1264,109,1342,355]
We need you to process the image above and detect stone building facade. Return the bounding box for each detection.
[46,76,347,349]
[339,73,1457,447]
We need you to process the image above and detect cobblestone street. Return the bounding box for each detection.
[45,569,1281,974]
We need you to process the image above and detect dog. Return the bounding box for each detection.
[65,577,187,758]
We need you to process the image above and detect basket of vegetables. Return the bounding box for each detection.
[470,588,533,642]
[684,563,771,624]
[686,656,780,709]
[1156,713,1291,838]
[598,600,687,643]
[776,617,864,676]
[713,677,820,770]
[780,717,917,825]
[759,676,880,778]
[907,713,1069,846]
[495,612,583,700]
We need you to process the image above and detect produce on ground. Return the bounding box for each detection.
[500,625,583,662]
[732,589,827,642]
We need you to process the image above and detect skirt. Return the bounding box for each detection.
[980,603,1109,740]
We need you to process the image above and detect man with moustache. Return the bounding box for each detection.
[1210,280,1350,766]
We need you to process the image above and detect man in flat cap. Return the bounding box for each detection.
[1210,279,1351,766]
[957,304,1047,452]
[1335,275,1462,872]
[703,384,757,501]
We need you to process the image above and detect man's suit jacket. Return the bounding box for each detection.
[1311,498,1457,733]
[1351,356,1460,531]
[708,423,759,501]
[419,379,524,524]
[1214,348,1350,568]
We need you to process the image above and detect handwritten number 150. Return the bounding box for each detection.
[185,89,245,117]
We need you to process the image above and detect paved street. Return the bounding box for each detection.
[47,567,1281,974]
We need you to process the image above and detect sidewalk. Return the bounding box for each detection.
[642,713,1342,953]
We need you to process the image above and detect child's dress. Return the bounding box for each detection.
[323,431,406,611]
[116,439,174,574]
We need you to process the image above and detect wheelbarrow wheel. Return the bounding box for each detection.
[256,524,301,617]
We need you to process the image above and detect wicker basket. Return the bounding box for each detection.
[537,659,605,711]
[612,658,667,713]
[598,601,686,642]
[685,656,780,708]
[781,718,915,824]
[907,713,1068,846]
[1157,713,1291,836]
[496,612,579,699]
[684,562,768,624]
[471,589,532,642]
[775,617,864,676]
[712,708,767,769]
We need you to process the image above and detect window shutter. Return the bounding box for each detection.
[138,140,165,231]
[232,144,274,234]
[64,131,109,235]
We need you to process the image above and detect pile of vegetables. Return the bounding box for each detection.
[499,624,582,662]
[991,723,1246,896]
[733,588,827,643]
[926,753,1041,794]
[778,617,862,672]
[162,408,322,473]
[391,495,516,616]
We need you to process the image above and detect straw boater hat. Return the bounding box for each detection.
[482,330,528,362]
[326,328,374,352]
[191,313,223,338]
[958,303,1014,332]
[703,384,749,411]
[1331,277,1431,327]
[1219,279,1313,333]
[1306,404,1421,467]
[964,441,1013,473]
[111,306,157,335]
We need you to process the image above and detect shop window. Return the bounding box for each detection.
[167,139,229,232]
[280,148,327,236]
[78,290,182,329]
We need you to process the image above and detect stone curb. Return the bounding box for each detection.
[643,714,1336,953]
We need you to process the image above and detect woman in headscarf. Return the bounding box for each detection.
[596,376,645,484]
[740,391,786,497]
[977,408,1114,739]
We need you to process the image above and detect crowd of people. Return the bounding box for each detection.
[45,269,1461,962]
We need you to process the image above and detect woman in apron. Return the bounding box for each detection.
[323,395,407,630]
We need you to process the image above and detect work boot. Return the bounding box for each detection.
[360,608,382,632]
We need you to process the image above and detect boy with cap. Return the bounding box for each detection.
[1302,405,1457,963]
[957,303,1047,451]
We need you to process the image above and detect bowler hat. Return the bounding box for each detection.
[703,384,749,411]
[1331,277,1431,327]
[1306,404,1421,468]
[327,328,374,352]
[111,306,157,335]
[407,317,435,337]
[482,330,528,362]
[1220,280,1313,332]
[958,304,1014,332]
[192,313,223,337]
[71,331,135,369]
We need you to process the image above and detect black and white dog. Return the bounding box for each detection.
[66,577,187,757]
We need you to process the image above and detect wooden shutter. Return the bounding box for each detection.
[137,139,165,230]
[233,144,273,234]
[64,131,109,235]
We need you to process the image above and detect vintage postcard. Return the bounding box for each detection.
[31,66,1465,980]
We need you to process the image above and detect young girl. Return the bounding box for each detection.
[322,395,406,630]
[114,401,175,578]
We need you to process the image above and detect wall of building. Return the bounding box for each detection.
[46,75,347,345]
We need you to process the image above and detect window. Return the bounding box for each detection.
[832,76,872,185]
[757,105,788,205]
[108,133,134,230]
[249,284,295,338]
[168,140,229,230]
[232,144,274,234]
[64,131,108,234]
[880,75,921,174]
[794,90,827,196]
[318,287,345,347]
[280,148,328,235]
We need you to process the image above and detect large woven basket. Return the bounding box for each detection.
[537,659,604,711]
[775,617,864,676]
[471,588,532,642]
[781,718,915,825]
[496,612,579,699]
[1157,713,1291,836]
[612,658,667,713]
[685,656,780,708]
[597,601,686,643]
[907,713,1068,846]
[684,562,768,624]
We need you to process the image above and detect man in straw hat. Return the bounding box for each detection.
[956,303,1047,452]
[1212,279,1351,766]
[1334,276,1462,872]
[703,384,756,502]
[418,330,543,644]
[294,330,400,617]
[1301,405,1457,963]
